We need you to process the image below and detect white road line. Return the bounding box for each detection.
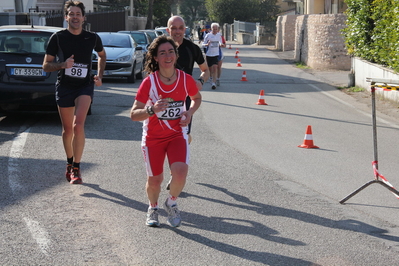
[8,127,51,256]
[23,217,51,256]
[8,128,30,193]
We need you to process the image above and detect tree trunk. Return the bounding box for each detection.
[145,0,154,29]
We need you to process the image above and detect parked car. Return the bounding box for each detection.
[93,32,144,83]
[118,30,151,55]
[0,25,63,112]
[139,29,158,43]
[154,27,168,36]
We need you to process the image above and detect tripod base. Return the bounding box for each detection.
[340,179,399,204]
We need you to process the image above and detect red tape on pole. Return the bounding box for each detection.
[372,161,399,199]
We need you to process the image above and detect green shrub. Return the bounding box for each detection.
[343,0,399,72]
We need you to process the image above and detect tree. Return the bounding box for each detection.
[152,0,174,27]
[179,0,207,27]
[205,0,279,24]
[145,0,154,29]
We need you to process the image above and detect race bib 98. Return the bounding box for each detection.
[65,62,88,79]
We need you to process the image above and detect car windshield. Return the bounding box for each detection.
[99,34,131,48]
[130,33,148,45]
[0,31,52,54]
[142,31,156,42]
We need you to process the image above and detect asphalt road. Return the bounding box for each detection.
[1,44,399,265]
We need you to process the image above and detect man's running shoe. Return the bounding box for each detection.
[164,199,181,227]
[216,80,220,86]
[70,167,83,184]
[211,83,216,90]
[65,164,72,182]
[146,208,160,227]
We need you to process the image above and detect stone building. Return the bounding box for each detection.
[276,1,350,70]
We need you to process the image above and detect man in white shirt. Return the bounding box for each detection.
[203,23,226,89]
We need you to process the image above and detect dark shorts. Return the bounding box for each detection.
[55,83,94,108]
[206,56,219,67]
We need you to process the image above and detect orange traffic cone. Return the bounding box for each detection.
[236,59,242,67]
[298,125,319,149]
[235,51,239,58]
[236,48,239,53]
[228,44,232,49]
[241,71,248,81]
[256,90,267,105]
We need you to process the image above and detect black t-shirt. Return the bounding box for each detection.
[176,38,205,76]
[46,29,103,87]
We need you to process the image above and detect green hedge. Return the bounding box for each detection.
[343,0,399,72]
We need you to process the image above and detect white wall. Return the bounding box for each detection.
[1,0,16,12]
[354,57,399,103]
[0,0,94,13]
[23,0,36,12]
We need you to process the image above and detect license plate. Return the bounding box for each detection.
[11,68,46,77]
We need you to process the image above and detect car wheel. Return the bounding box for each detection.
[127,62,136,83]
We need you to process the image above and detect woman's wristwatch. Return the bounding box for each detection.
[198,77,204,85]
[146,105,155,116]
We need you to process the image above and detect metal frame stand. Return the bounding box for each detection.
[340,78,399,204]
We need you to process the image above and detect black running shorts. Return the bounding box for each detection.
[56,83,94,108]
[206,56,219,67]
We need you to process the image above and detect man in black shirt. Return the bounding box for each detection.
[167,15,209,144]
[43,0,106,184]
[165,16,209,190]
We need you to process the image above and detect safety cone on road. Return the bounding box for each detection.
[236,48,239,53]
[235,51,239,58]
[298,125,319,149]
[229,44,232,49]
[256,90,267,105]
[236,59,242,67]
[241,71,248,81]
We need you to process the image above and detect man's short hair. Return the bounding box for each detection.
[64,1,86,16]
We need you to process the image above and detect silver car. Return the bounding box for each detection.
[118,30,151,60]
[92,32,144,83]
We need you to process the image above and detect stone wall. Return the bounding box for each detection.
[126,16,147,31]
[275,15,296,51]
[277,13,350,71]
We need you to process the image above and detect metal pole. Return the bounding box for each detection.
[371,82,378,175]
[340,78,399,204]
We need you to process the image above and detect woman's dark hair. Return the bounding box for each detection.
[144,35,178,74]
[64,1,86,16]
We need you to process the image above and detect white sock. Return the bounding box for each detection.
[167,195,177,206]
[149,203,158,210]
